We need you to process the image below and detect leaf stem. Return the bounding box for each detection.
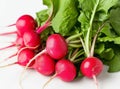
[70,49,84,62]
[90,21,107,57]
[85,0,100,57]
[68,44,82,48]
[66,33,82,43]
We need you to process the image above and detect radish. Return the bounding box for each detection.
[34,53,55,76]
[0,48,35,68]
[16,15,37,36]
[79,22,106,89]
[55,59,76,82]
[46,34,68,59]
[43,59,76,89]
[23,31,41,49]
[17,48,35,67]
[0,15,37,36]
[80,57,103,78]
[80,57,103,89]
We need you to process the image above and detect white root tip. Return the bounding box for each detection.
[92,75,99,89]
[42,74,57,89]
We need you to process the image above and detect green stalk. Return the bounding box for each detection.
[68,44,82,48]
[69,40,81,44]
[66,33,82,43]
[90,21,107,57]
[85,0,100,57]
[70,49,84,61]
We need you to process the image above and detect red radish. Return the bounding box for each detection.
[55,59,76,82]
[0,48,35,68]
[0,15,37,36]
[16,15,37,36]
[42,59,76,89]
[80,57,103,78]
[80,57,103,89]
[46,34,68,59]
[17,48,35,67]
[23,31,41,49]
[34,53,55,76]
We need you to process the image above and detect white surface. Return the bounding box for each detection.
[0,0,120,89]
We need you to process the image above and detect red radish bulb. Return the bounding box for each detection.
[80,57,103,78]
[17,48,35,67]
[23,31,41,49]
[0,48,35,68]
[34,53,55,76]
[16,15,37,36]
[55,59,76,82]
[46,34,68,59]
[0,15,36,36]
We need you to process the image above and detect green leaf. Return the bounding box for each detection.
[98,37,120,44]
[78,11,89,36]
[43,0,52,7]
[52,0,78,36]
[96,0,118,21]
[78,0,97,18]
[95,43,105,54]
[36,9,49,26]
[78,0,118,21]
[110,7,120,36]
[100,48,114,60]
[78,0,119,56]
[108,46,120,72]
[43,0,59,16]
[100,23,116,37]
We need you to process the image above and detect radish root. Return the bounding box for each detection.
[42,73,57,89]
[92,75,99,89]
[0,53,17,64]
[0,31,17,36]
[0,63,16,68]
[19,49,47,89]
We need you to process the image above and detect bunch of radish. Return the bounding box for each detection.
[0,14,104,89]
[0,15,41,66]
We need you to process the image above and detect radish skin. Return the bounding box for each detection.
[34,53,55,76]
[46,34,68,59]
[80,57,103,78]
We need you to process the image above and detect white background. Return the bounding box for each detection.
[0,0,120,89]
